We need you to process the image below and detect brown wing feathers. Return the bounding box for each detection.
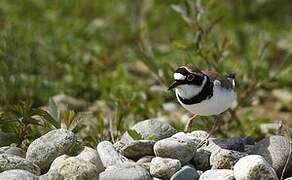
[203,71,235,89]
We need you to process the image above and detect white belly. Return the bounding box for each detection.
[176,86,236,116]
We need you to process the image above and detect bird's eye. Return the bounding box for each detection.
[187,74,195,81]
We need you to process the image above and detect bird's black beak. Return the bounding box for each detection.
[168,81,179,90]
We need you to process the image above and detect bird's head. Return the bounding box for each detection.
[168,66,207,98]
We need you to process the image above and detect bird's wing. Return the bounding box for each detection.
[202,70,235,89]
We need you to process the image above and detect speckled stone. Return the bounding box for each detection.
[192,149,211,171]
[150,157,181,179]
[0,154,40,175]
[100,162,152,180]
[233,155,278,180]
[76,146,104,173]
[26,129,77,171]
[131,119,177,140]
[154,135,196,164]
[210,149,247,169]
[199,169,235,180]
[0,146,25,158]
[120,140,155,160]
[0,169,39,180]
[97,141,128,167]
[250,135,292,177]
[57,157,99,180]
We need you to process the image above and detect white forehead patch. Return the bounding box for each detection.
[174,73,186,80]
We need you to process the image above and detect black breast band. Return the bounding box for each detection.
[178,77,213,105]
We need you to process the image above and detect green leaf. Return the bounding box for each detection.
[127,129,143,140]
[48,98,60,121]
[173,41,188,49]
[32,109,60,128]
[25,117,42,126]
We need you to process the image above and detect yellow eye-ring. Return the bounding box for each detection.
[187,74,195,81]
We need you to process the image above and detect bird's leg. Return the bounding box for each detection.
[184,114,197,132]
[196,115,221,149]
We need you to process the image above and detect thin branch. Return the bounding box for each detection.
[280,122,292,180]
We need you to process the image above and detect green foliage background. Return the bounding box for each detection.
[0,0,291,146]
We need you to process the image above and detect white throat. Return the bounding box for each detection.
[175,76,207,99]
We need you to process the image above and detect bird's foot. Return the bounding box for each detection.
[184,114,197,132]
[196,137,210,149]
[184,124,192,133]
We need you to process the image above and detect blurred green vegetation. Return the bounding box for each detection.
[0,0,291,147]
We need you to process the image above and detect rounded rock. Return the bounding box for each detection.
[172,132,201,144]
[233,155,278,180]
[212,137,245,152]
[244,145,254,154]
[154,136,196,164]
[202,139,222,153]
[0,169,39,180]
[189,131,209,141]
[170,165,199,180]
[57,157,99,180]
[26,129,77,171]
[131,119,177,140]
[192,149,211,171]
[150,157,181,179]
[0,154,40,175]
[136,156,154,171]
[100,162,152,180]
[0,146,25,158]
[199,169,235,180]
[39,169,63,180]
[250,135,292,177]
[76,146,104,173]
[210,149,247,169]
[120,140,155,160]
[97,141,128,168]
[50,154,70,170]
[113,141,126,152]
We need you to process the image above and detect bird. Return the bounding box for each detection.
[168,65,237,146]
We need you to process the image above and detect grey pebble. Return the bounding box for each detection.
[0,146,25,158]
[97,141,128,168]
[154,134,196,164]
[100,162,152,180]
[39,169,64,180]
[120,140,155,160]
[213,137,245,152]
[56,157,99,180]
[0,169,39,180]
[192,148,211,171]
[170,165,199,180]
[199,169,235,180]
[210,148,247,169]
[131,119,177,140]
[250,135,292,177]
[26,129,77,171]
[0,154,40,175]
[233,155,278,180]
[76,146,104,173]
[150,157,181,179]
[136,156,154,171]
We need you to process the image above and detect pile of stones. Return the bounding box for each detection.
[0,119,291,180]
